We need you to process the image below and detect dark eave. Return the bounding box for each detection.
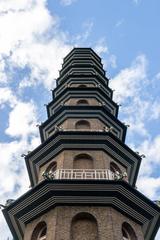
[3,180,160,240]
[53,75,112,98]
[62,55,103,72]
[25,131,141,187]
[56,70,109,86]
[47,87,118,118]
[39,105,127,142]
[59,61,105,77]
[63,48,102,66]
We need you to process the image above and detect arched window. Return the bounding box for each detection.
[76,99,89,106]
[122,228,130,240]
[71,212,98,240]
[122,222,137,240]
[73,153,93,169]
[78,84,87,88]
[31,222,47,240]
[38,226,47,240]
[46,162,57,174]
[75,120,91,130]
[110,162,122,174]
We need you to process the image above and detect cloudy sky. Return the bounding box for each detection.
[0,0,160,239]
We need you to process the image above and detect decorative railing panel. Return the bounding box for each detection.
[42,169,128,181]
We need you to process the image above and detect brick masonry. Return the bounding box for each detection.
[38,150,126,182]
[24,206,144,240]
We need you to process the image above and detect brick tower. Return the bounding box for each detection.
[2,48,160,240]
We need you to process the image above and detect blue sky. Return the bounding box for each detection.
[0,0,160,239]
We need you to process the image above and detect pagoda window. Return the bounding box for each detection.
[110,162,122,174]
[122,222,137,240]
[31,222,47,240]
[73,153,93,169]
[75,120,91,130]
[71,212,98,240]
[76,99,89,105]
[46,162,57,174]
[78,84,87,88]
[38,226,47,240]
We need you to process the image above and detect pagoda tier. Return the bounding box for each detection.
[40,105,126,142]
[3,180,160,240]
[25,130,140,187]
[48,85,117,117]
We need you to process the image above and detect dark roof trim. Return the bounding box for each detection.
[3,180,160,240]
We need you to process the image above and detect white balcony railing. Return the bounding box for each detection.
[42,169,128,181]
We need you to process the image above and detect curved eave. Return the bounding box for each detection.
[40,105,126,143]
[47,87,118,118]
[25,131,141,187]
[3,180,160,240]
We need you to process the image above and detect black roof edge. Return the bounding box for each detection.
[4,179,160,213]
[39,105,126,134]
[26,131,141,164]
[63,48,102,63]
[47,87,118,111]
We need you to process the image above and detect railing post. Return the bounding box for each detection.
[57,169,60,179]
[70,170,74,179]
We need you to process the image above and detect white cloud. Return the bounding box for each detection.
[110,54,147,103]
[94,38,117,69]
[155,230,160,240]
[109,54,160,206]
[137,176,160,199]
[107,54,117,68]
[94,38,108,55]
[109,55,154,138]
[0,135,40,239]
[0,0,53,55]
[0,87,17,107]
[59,0,77,6]
[12,40,71,89]
[0,57,7,83]
[72,20,94,45]
[149,100,160,120]
[0,0,72,90]
[137,136,160,176]
[0,0,36,12]
[0,97,40,239]
[5,101,38,137]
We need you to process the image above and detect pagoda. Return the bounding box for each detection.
[2,48,160,240]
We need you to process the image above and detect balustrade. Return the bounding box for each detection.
[42,169,128,181]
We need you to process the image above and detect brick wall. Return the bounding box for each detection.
[24,206,144,240]
[38,150,127,182]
